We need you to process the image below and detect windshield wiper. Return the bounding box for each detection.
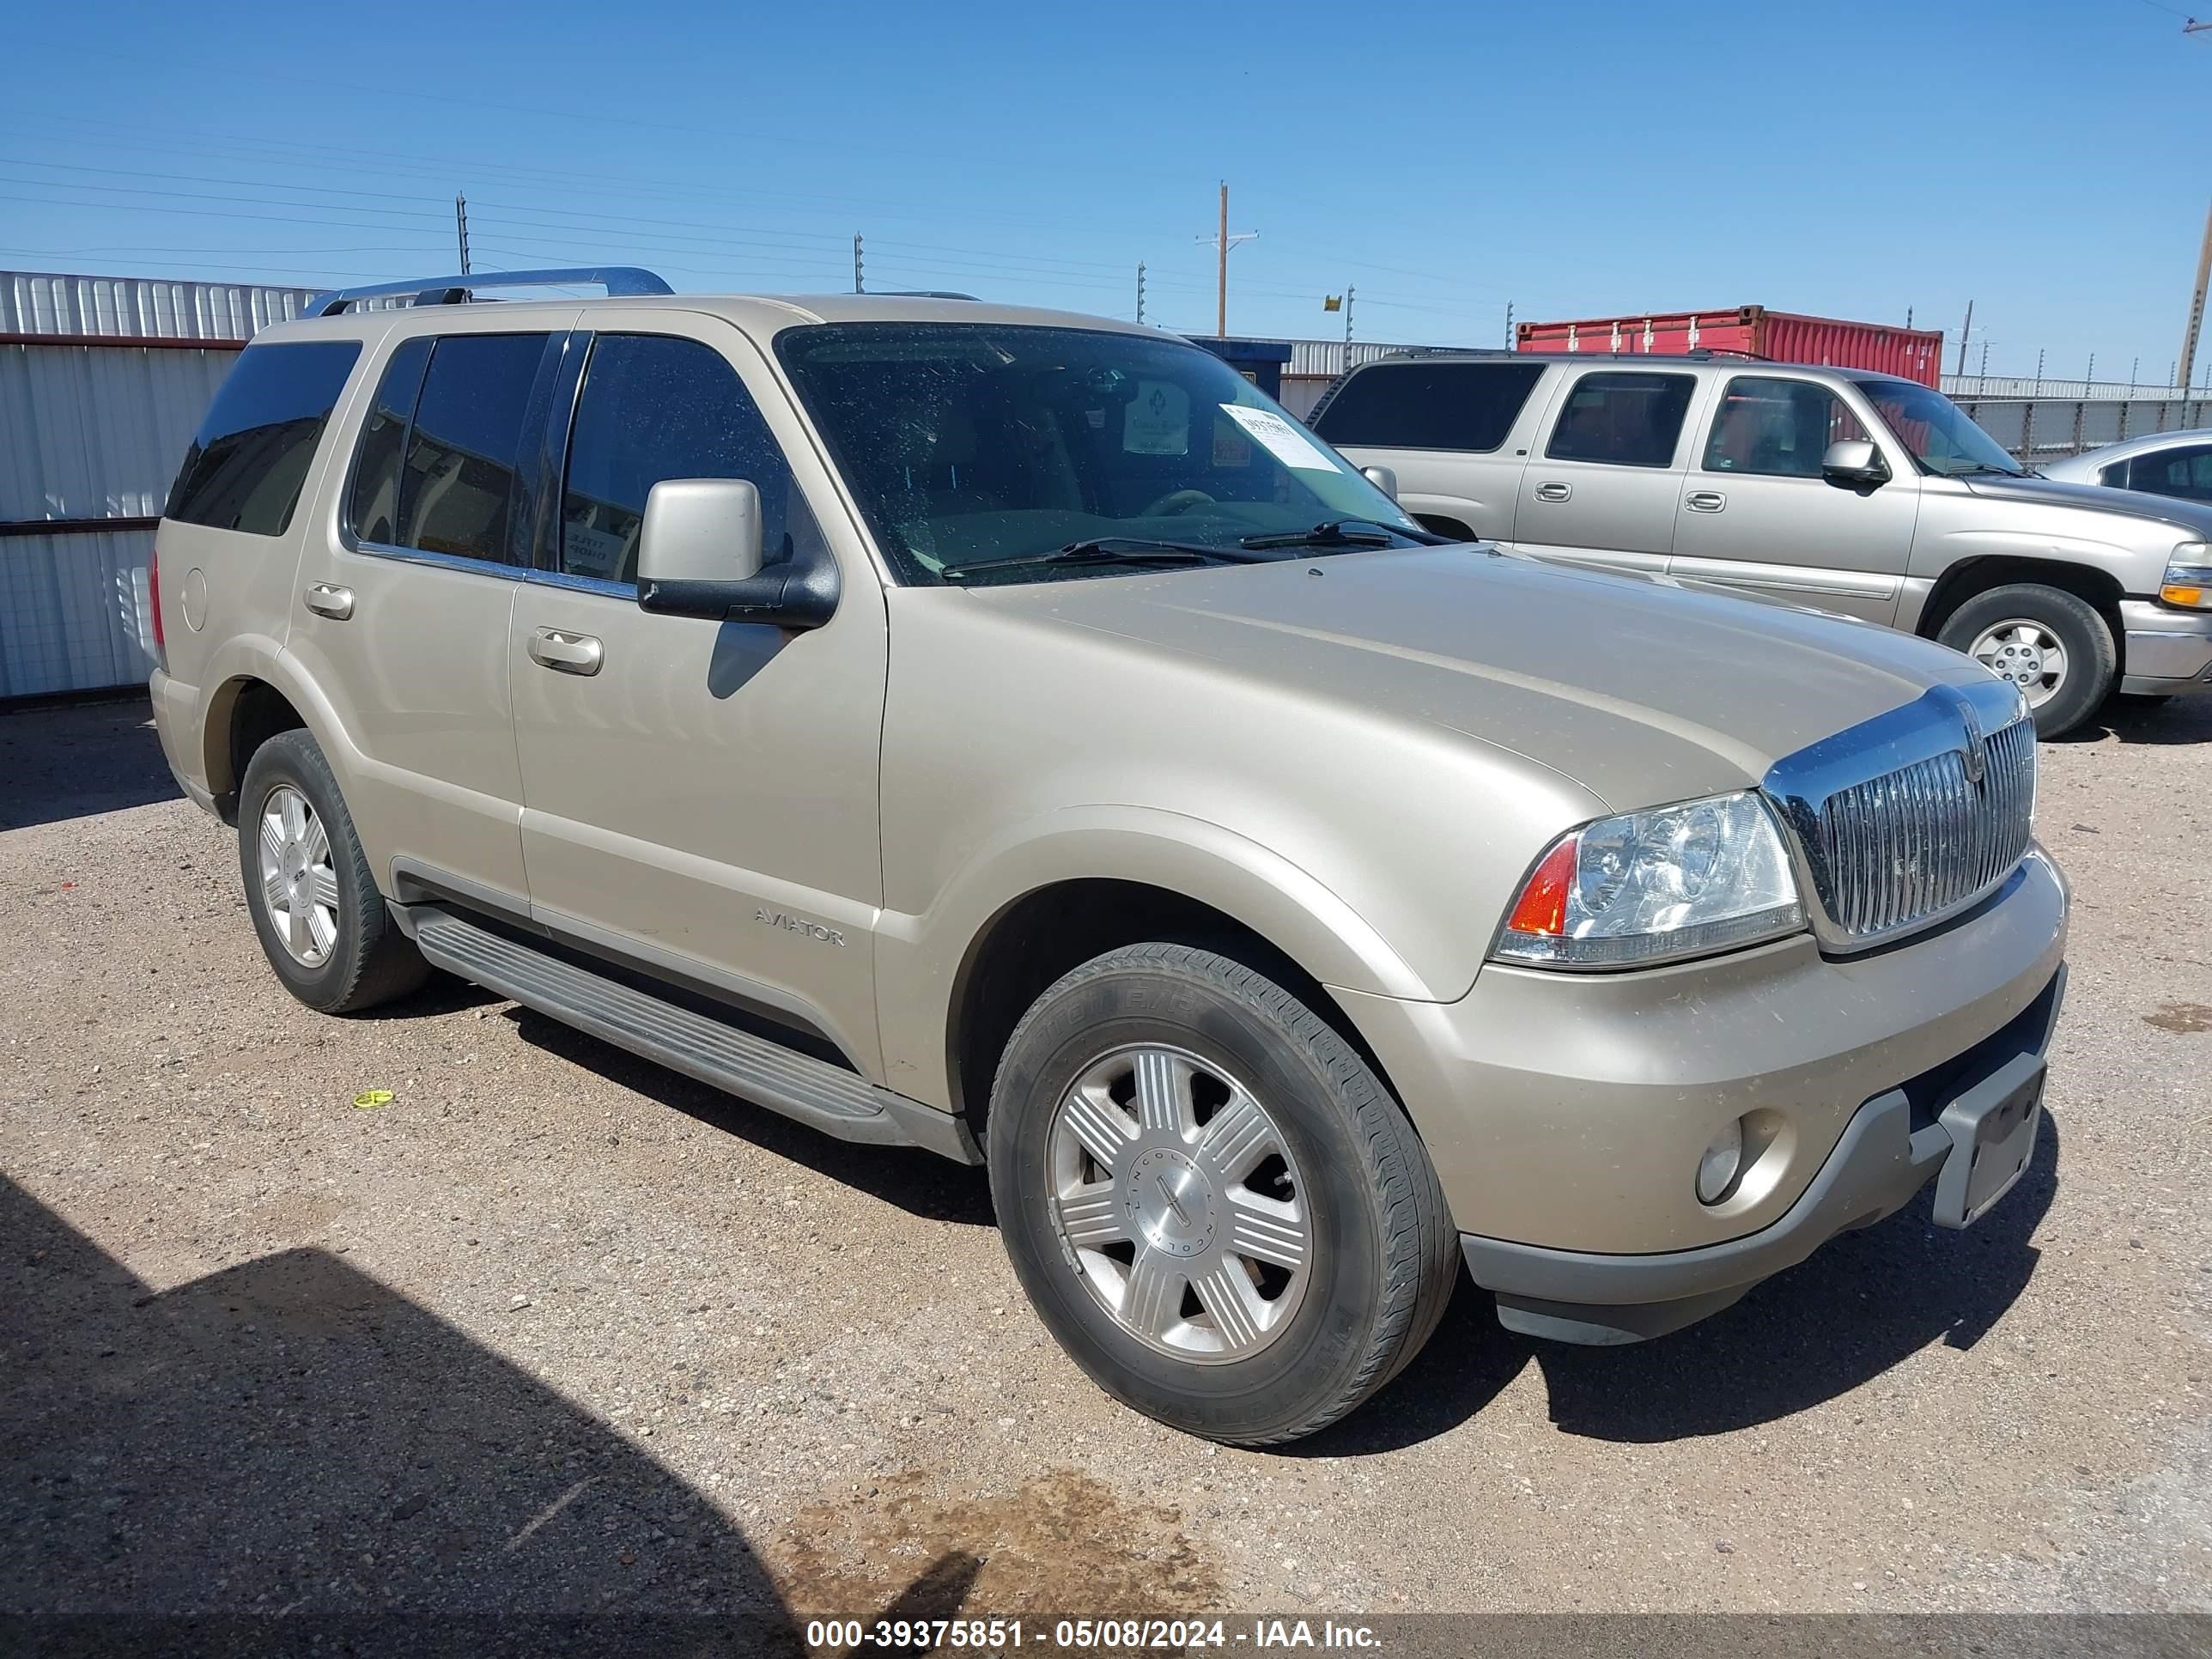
[1237,518,1448,550]
[939,537,1267,581]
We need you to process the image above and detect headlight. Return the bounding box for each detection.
[2161,542,2211,610]
[1492,792,1806,969]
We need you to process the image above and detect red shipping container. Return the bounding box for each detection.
[1515,307,1943,388]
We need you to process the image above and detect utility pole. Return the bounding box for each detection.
[1344,284,1354,347]
[1980,339,1990,377]
[853,234,864,295]
[1195,182,1256,337]
[2179,198,2212,396]
[1135,262,1146,325]
[2085,352,2096,386]
[1956,300,1973,377]
[2033,347,2045,394]
[454,193,471,276]
[1905,306,1914,328]
[1504,300,1514,348]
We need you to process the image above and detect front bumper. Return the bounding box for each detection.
[1461,964,2063,1344]
[2119,599,2212,696]
[1340,848,2068,1260]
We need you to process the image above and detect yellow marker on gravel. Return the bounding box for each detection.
[351,1090,393,1109]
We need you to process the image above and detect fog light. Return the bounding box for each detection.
[1697,1119,1745,1205]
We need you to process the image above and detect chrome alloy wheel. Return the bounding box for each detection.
[258,784,340,967]
[1969,618,2067,708]
[1048,1044,1311,1364]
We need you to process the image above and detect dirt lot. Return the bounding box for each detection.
[3,696,2209,1636]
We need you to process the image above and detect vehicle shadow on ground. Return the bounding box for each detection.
[0,1174,820,1653]
[2065,696,2212,746]
[0,699,178,833]
[1298,1113,2060,1455]
[502,1007,997,1230]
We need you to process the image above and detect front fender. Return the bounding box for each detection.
[871,803,1433,1109]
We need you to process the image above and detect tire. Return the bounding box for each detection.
[1936,583,2116,739]
[986,943,1458,1446]
[237,729,428,1014]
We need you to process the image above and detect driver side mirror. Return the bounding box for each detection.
[635,478,836,629]
[1360,465,1399,501]
[1820,440,1890,490]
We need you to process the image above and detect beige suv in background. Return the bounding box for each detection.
[150,269,2066,1445]
[1314,353,2212,737]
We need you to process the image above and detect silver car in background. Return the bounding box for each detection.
[2040,427,2212,507]
[1316,356,2212,735]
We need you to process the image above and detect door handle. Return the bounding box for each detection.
[1534,482,1572,503]
[527,628,604,676]
[1685,491,1728,513]
[302,583,355,620]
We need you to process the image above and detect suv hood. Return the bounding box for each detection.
[977,547,1994,811]
[1963,472,2212,538]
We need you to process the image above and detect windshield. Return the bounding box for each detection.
[775,322,1424,585]
[1851,380,2027,477]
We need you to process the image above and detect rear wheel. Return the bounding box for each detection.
[1937,583,2116,738]
[987,943,1458,1446]
[238,730,428,1013]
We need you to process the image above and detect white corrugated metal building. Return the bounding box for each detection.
[1,270,316,699]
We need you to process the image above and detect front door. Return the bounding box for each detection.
[1668,374,1920,625]
[506,312,889,1073]
[1511,368,1698,574]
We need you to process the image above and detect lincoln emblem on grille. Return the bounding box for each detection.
[1959,697,1987,787]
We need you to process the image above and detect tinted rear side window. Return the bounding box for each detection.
[346,337,431,546]
[1311,361,1545,452]
[166,340,362,535]
[1545,371,1696,468]
[560,334,817,586]
[382,333,550,563]
[2130,444,2212,502]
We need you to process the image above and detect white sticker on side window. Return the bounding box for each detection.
[1123,380,1190,454]
[1218,403,1339,471]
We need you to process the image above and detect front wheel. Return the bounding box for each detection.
[1937,583,2116,738]
[986,943,1458,1446]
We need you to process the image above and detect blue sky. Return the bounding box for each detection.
[4,0,2208,382]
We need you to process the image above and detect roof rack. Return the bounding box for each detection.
[301,266,673,318]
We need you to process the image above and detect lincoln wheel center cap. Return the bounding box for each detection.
[1125,1147,1216,1259]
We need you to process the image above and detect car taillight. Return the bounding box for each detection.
[149,548,167,667]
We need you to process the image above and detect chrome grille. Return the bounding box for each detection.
[1763,683,2037,951]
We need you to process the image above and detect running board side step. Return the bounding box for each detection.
[409,910,981,1165]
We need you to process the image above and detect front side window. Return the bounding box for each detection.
[1851,379,2026,477]
[775,323,1422,586]
[559,334,817,586]
[1310,360,1546,452]
[345,332,550,563]
[167,340,362,535]
[1544,371,1695,468]
[1701,376,1870,477]
[2130,444,2212,502]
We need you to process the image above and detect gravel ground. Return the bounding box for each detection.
[3,695,2208,1638]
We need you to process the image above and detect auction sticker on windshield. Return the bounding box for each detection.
[1124,381,1190,454]
[1219,403,1339,471]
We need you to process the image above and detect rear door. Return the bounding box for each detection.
[289,314,580,911]
[1512,368,1698,573]
[1668,374,1919,624]
[1310,360,1546,540]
